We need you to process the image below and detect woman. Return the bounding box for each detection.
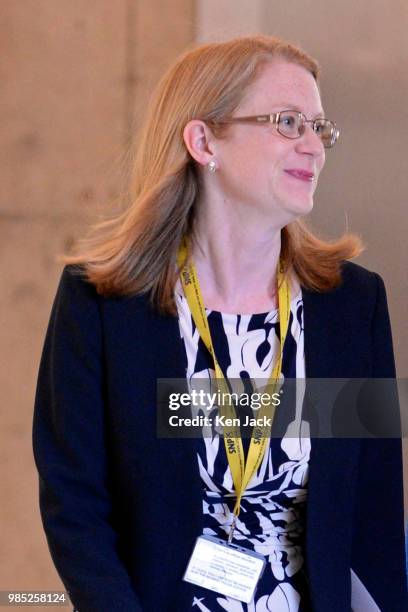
[33,36,407,611]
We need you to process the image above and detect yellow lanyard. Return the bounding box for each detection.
[177,238,291,538]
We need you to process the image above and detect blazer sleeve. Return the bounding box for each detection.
[350,273,408,609]
[32,267,143,612]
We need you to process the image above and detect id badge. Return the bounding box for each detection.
[183,535,266,604]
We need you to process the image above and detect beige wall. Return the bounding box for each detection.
[1,0,406,603]
[0,0,194,605]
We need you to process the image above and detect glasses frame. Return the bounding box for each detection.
[210,110,339,149]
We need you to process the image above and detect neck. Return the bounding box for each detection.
[188,199,287,314]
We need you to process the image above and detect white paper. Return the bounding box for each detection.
[184,536,265,604]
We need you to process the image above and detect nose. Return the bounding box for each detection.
[295,123,325,158]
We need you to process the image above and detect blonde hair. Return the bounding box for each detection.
[65,34,362,313]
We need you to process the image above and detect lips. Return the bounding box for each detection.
[284,169,315,182]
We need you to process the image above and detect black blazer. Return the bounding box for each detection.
[33,262,407,611]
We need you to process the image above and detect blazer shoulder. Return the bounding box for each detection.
[302,261,388,329]
[57,264,151,313]
[340,260,380,289]
[58,264,99,300]
[336,260,385,304]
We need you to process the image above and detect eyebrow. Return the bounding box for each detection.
[272,104,326,119]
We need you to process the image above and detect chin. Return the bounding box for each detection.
[285,197,314,220]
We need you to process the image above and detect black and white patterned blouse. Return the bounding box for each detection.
[176,290,311,612]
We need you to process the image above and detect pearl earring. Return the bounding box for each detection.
[208,160,217,173]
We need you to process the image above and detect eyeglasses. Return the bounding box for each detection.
[210,110,339,149]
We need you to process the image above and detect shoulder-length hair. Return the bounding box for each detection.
[64,34,362,314]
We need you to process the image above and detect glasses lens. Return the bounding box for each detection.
[277,111,302,139]
[314,119,336,148]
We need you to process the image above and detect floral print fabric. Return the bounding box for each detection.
[176,292,311,612]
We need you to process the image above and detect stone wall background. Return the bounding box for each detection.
[1,1,406,605]
[0,1,194,606]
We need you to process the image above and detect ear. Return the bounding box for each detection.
[183,120,216,167]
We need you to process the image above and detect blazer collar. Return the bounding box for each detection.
[303,287,335,378]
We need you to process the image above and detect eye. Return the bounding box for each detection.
[279,114,297,128]
[314,119,328,133]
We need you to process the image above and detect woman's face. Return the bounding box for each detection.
[212,60,327,227]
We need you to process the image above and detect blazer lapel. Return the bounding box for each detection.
[302,288,360,609]
[302,287,338,379]
[150,308,204,518]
